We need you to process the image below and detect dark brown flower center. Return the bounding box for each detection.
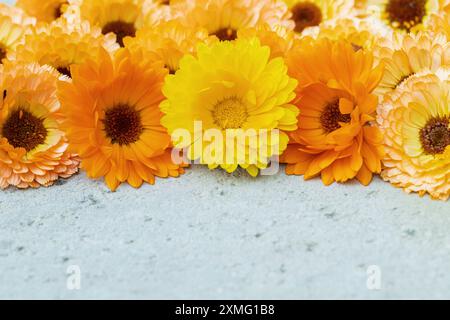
[53,1,67,20]
[212,28,237,41]
[395,73,414,89]
[291,2,323,33]
[419,117,450,155]
[103,104,143,145]
[57,66,71,78]
[385,0,427,31]
[2,108,48,152]
[0,45,7,63]
[102,20,136,47]
[320,99,351,133]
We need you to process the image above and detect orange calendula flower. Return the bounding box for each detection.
[124,20,215,74]
[282,38,385,185]
[10,18,118,79]
[377,68,450,200]
[68,0,149,47]
[237,23,295,59]
[58,48,184,191]
[283,0,355,34]
[16,0,70,23]
[0,63,79,189]
[180,0,293,42]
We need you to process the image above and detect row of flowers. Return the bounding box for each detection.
[0,0,449,201]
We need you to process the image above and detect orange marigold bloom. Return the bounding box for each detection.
[124,20,215,74]
[237,23,295,59]
[282,38,385,185]
[0,63,79,189]
[180,0,294,41]
[58,48,184,191]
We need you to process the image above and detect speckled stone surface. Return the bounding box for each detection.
[0,166,449,299]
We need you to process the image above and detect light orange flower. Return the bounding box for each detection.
[282,38,385,185]
[0,63,79,189]
[377,68,450,200]
[180,0,293,41]
[124,20,215,74]
[0,4,35,64]
[16,0,69,23]
[237,23,295,58]
[58,48,184,191]
[9,19,118,79]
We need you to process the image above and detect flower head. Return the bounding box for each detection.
[313,17,387,52]
[282,38,385,185]
[283,0,355,34]
[160,38,298,176]
[374,31,450,98]
[180,0,293,42]
[0,63,79,189]
[124,20,215,74]
[377,68,450,200]
[0,4,35,64]
[16,0,69,23]
[237,23,295,59]
[367,0,442,33]
[58,48,184,191]
[70,0,149,47]
[10,19,118,79]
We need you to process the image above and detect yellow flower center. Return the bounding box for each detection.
[103,104,143,145]
[1,108,48,152]
[212,28,238,41]
[320,99,351,133]
[385,0,426,31]
[102,20,137,47]
[291,2,323,33]
[419,117,450,155]
[212,97,248,129]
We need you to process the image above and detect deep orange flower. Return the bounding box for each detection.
[58,48,184,191]
[282,38,385,185]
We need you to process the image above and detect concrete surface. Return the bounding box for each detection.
[0,165,449,299]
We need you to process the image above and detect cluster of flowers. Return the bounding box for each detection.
[0,0,449,200]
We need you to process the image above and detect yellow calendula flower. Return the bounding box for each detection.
[374,31,450,98]
[124,20,215,74]
[283,0,355,34]
[377,68,450,200]
[0,4,35,64]
[10,19,119,79]
[160,38,299,176]
[58,48,185,191]
[181,0,293,42]
[69,0,149,47]
[367,0,442,33]
[16,0,70,23]
[0,63,79,189]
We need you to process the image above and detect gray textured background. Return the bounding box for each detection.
[1,166,449,299]
[1,0,450,300]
